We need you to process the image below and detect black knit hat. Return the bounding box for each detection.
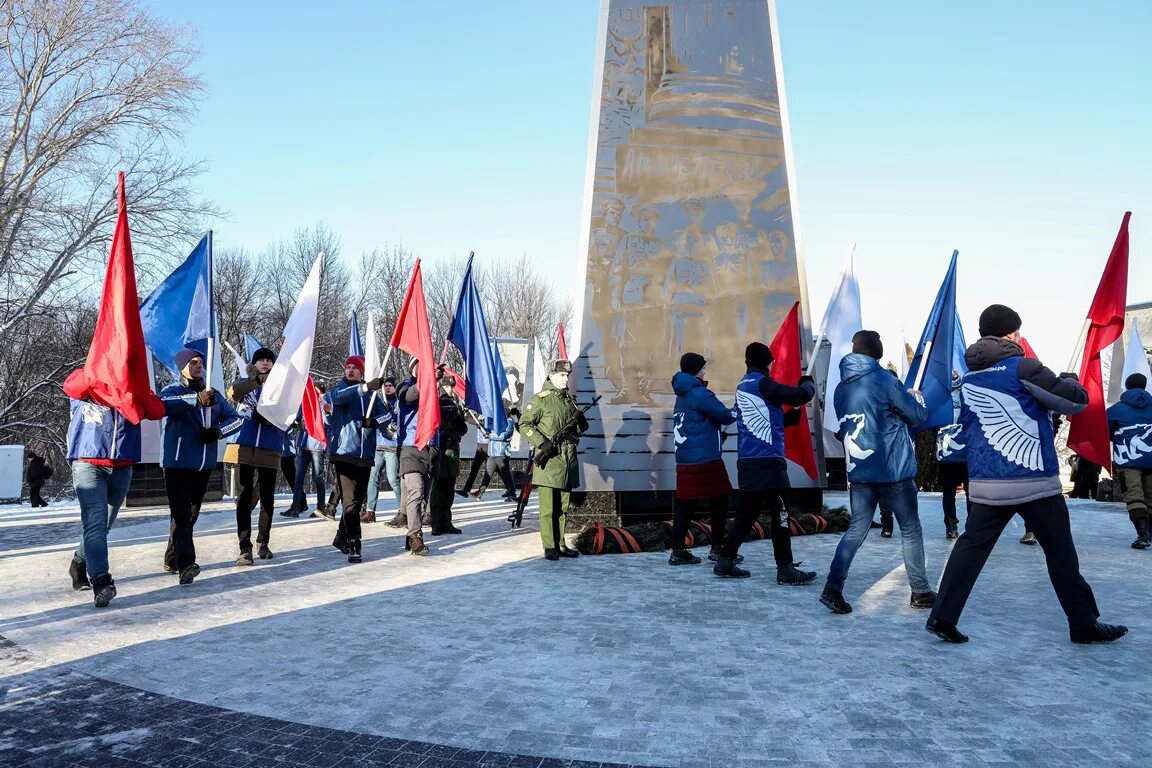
[1126,373,1148,390]
[852,330,884,360]
[745,342,774,368]
[251,347,276,364]
[680,352,706,376]
[978,304,1022,338]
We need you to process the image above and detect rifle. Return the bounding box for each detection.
[532,394,602,469]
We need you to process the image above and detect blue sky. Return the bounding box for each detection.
[151,0,1151,369]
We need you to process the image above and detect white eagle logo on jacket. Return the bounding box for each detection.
[838,413,875,471]
[961,383,1043,471]
[735,390,773,444]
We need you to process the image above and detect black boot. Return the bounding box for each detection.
[910,591,937,609]
[712,555,750,578]
[1070,621,1129,644]
[668,549,701,566]
[347,539,362,564]
[925,617,968,643]
[179,563,201,585]
[543,548,560,561]
[558,545,580,558]
[69,558,91,590]
[257,544,274,560]
[1131,518,1151,549]
[777,563,817,586]
[819,586,852,614]
[92,574,117,608]
[945,521,959,540]
[708,549,743,564]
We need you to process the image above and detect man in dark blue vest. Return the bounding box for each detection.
[927,304,1127,644]
[1107,372,1152,549]
[712,342,816,584]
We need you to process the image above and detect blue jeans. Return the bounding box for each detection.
[825,478,930,593]
[367,449,399,512]
[72,461,133,580]
[294,450,326,510]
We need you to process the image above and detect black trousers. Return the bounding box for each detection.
[164,468,211,571]
[669,495,728,551]
[938,462,970,524]
[482,455,516,494]
[723,488,793,567]
[931,495,1100,631]
[461,445,489,493]
[29,482,47,507]
[333,461,370,543]
[236,464,276,552]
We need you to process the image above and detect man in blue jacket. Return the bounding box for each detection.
[1108,372,1152,549]
[819,330,935,614]
[473,407,519,501]
[715,342,817,583]
[668,352,736,566]
[159,349,241,584]
[927,305,1127,644]
[327,355,389,563]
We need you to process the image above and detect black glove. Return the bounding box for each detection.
[1059,372,1080,382]
[362,417,378,429]
[365,377,384,391]
[196,390,216,407]
[576,412,589,433]
[199,427,222,443]
[538,439,558,460]
[1052,413,1064,432]
[798,375,815,390]
[782,408,802,427]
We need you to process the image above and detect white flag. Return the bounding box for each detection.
[1122,322,1152,387]
[365,311,381,381]
[529,337,548,397]
[819,246,862,456]
[259,252,323,429]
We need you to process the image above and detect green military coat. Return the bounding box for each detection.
[519,380,583,490]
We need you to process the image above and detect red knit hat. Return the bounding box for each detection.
[344,355,365,373]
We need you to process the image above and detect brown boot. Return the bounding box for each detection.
[407,532,429,556]
[360,510,376,523]
[386,512,407,528]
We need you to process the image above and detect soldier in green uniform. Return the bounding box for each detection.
[518,359,589,561]
[429,375,468,535]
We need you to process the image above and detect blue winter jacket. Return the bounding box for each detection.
[397,378,439,449]
[159,381,241,471]
[487,419,517,459]
[375,395,400,451]
[833,354,928,484]
[227,377,288,452]
[1107,388,1152,470]
[672,371,736,465]
[327,379,391,463]
[66,399,145,463]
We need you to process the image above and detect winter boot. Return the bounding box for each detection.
[407,532,429,556]
[360,510,376,523]
[925,617,968,643]
[668,549,701,566]
[777,563,817,586]
[257,544,274,560]
[708,549,743,564]
[543,548,560,561]
[69,558,91,591]
[280,505,301,518]
[1131,518,1151,549]
[945,521,959,540]
[236,550,254,566]
[347,539,362,564]
[386,512,407,528]
[1070,621,1129,644]
[179,563,201,585]
[558,545,580,558]
[712,555,750,578]
[92,574,117,608]
[819,586,852,614]
[910,591,937,609]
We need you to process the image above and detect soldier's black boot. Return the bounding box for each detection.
[543,548,560,561]
[69,558,91,590]
[92,574,117,608]
[1131,518,1151,549]
[558,545,580,558]
[347,539,362,564]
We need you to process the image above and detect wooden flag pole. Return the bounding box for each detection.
[1066,317,1092,376]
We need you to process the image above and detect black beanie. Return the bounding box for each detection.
[978,304,1022,338]
[680,352,706,376]
[1126,373,1148,390]
[851,330,884,360]
[745,342,774,369]
[251,347,276,364]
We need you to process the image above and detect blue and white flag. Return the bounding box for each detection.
[348,311,363,357]
[446,253,508,434]
[140,232,214,377]
[905,250,963,431]
[244,333,265,360]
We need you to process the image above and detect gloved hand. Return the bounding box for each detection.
[798,375,815,390]
[365,377,384,391]
[1059,372,1080,382]
[199,426,222,443]
[537,439,558,460]
[256,373,268,384]
[196,390,216,407]
[782,408,802,427]
[1052,413,1064,432]
[576,412,589,433]
[361,417,378,429]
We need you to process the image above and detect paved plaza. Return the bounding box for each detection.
[1,492,1149,767]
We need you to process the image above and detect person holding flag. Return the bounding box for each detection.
[290,379,329,519]
[326,355,389,563]
[397,358,436,555]
[428,373,469,535]
[159,349,241,583]
[927,305,1127,645]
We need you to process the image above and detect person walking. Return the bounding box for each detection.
[366,377,401,520]
[327,355,388,562]
[927,304,1127,644]
[159,349,241,584]
[459,424,490,498]
[713,342,817,583]
[936,371,970,540]
[226,347,288,566]
[26,450,51,508]
[473,407,520,501]
[289,380,328,519]
[1107,372,1152,549]
[667,353,736,566]
[429,374,468,535]
[819,330,935,614]
[519,359,589,561]
[396,358,437,555]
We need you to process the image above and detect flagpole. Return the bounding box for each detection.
[1067,317,1092,375]
[911,340,932,391]
[365,345,395,414]
[202,229,215,428]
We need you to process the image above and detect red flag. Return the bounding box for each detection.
[1068,212,1131,469]
[441,365,469,401]
[302,376,326,448]
[1018,336,1038,359]
[389,259,441,449]
[768,301,818,480]
[62,172,163,424]
[557,322,568,360]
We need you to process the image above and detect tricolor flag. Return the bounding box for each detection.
[258,253,324,430]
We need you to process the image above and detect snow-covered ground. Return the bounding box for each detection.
[2,492,1150,767]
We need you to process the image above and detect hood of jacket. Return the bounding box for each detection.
[1120,388,1152,410]
[839,352,883,384]
[965,337,1024,372]
[672,371,703,396]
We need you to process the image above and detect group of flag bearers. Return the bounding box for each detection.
[59,173,1139,647]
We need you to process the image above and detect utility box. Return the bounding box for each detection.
[0,445,25,500]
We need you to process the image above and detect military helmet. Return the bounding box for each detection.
[547,359,573,376]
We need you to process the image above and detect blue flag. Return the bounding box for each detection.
[905,250,962,431]
[446,254,508,435]
[348,311,363,357]
[243,333,264,360]
[140,232,214,376]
